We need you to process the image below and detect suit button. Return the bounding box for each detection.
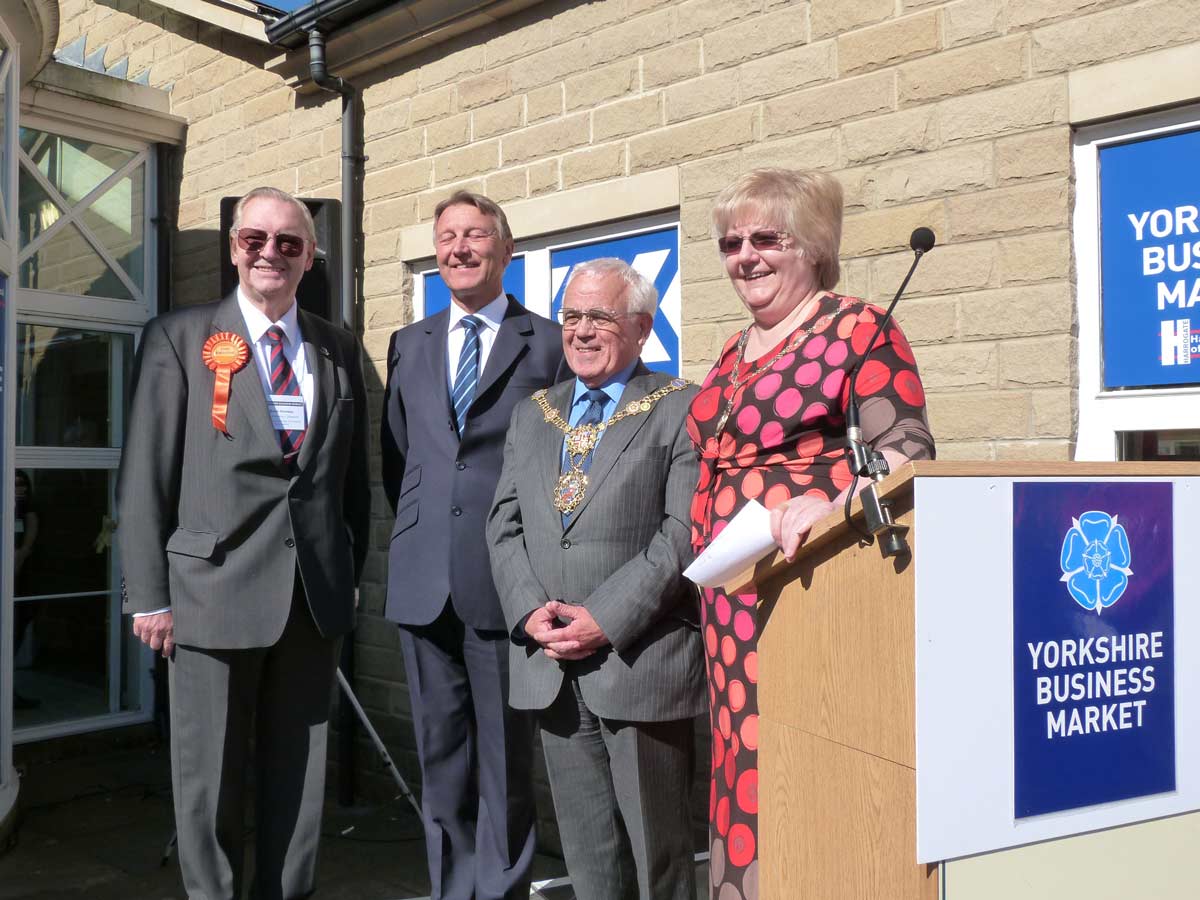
[452,506,462,516]
[560,538,571,549]
[284,538,295,548]
[455,461,466,470]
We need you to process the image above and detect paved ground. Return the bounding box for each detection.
[0,743,708,899]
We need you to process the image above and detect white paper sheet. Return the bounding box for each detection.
[683,499,777,588]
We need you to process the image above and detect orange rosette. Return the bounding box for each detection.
[202,332,250,434]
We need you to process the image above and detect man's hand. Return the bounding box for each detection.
[539,600,609,661]
[524,606,560,644]
[133,611,175,658]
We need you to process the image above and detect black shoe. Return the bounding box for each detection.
[13,693,40,710]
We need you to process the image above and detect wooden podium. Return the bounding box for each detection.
[730,461,1200,900]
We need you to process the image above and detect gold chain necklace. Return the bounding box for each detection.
[535,378,690,514]
[713,302,846,436]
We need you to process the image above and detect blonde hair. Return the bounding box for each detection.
[433,190,513,243]
[711,168,843,290]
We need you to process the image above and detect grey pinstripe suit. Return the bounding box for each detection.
[488,364,704,900]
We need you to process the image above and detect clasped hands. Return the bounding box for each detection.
[524,600,609,661]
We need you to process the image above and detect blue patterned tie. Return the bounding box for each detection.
[264,325,305,464]
[561,389,608,525]
[451,315,481,436]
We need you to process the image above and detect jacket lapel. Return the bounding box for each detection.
[563,363,657,531]
[475,296,530,401]
[296,311,336,472]
[538,379,575,520]
[422,308,454,420]
[211,293,277,452]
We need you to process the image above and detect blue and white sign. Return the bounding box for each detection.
[1100,126,1200,388]
[416,224,682,376]
[1012,481,1175,818]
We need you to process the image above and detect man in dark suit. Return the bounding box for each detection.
[118,187,370,899]
[381,191,568,900]
[488,258,703,900]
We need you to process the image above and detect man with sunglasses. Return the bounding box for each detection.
[381,190,568,900]
[118,186,370,900]
[487,258,702,900]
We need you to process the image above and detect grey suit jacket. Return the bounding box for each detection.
[381,296,569,629]
[487,365,705,723]
[117,293,371,649]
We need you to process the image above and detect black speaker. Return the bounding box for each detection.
[220,196,342,323]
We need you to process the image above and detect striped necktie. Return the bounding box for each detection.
[452,315,481,436]
[264,325,305,464]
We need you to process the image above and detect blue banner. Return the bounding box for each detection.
[1100,127,1200,387]
[1012,481,1175,818]
[420,256,527,317]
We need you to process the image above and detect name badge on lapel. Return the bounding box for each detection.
[268,395,306,430]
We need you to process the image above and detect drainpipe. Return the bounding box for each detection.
[307,28,360,333]
[308,29,361,806]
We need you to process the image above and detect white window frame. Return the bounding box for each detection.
[1073,104,1200,461]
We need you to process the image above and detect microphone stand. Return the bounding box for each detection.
[844,228,934,558]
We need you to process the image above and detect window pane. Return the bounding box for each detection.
[18,163,63,246]
[20,219,134,299]
[81,167,144,292]
[19,127,135,208]
[12,595,112,726]
[16,324,133,448]
[0,52,7,241]
[13,468,113,597]
[1118,429,1200,461]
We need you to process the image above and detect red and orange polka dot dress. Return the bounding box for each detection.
[686,292,934,900]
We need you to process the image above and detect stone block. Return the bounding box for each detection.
[997,334,1074,387]
[364,295,407,331]
[947,179,1069,242]
[644,40,702,89]
[550,0,630,42]
[418,44,485,92]
[762,71,894,139]
[593,94,663,142]
[364,159,433,202]
[566,59,639,112]
[842,200,947,258]
[368,196,419,234]
[434,140,501,185]
[997,230,1071,284]
[526,84,564,124]
[682,320,747,368]
[629,107,757,173]
[870,239,999,297]
[1031,386,1075,438]
[529,159,560,195]
[426,112,472,154]
[681,198,715,242]
[363,262,405,301]
[509,36,592,93]
[459,69,512,110]
[411,86,456,127]
[666,72,738,123]
[703,6,810,71]
[842,107,938,165]
[899,34,1027,104]
[680,240,726,285]
[364,231,399,266]
[943,0,1005,47]
[562,142,627,188]
[837,257,871,299]
[837,165,873,212]
[926,389,1032,440]
[1031,0,1200,75]
[995,126,1070,184]
[939,77,1068,145]
[363,69,419,108]
[485,16,555,67]
[870,143,994,206]
[368,129,424,169]
[739,41,837,103]
[364,100,411,141]
[486,167,529,203]
[811,0,894,40]
[958,282,1073,339]
[672,0,763,41]
[588,9,674,63]
[742,128,841,172]
[994,439,1073,461]
[933,439,995,461]
[244,87,294,123]
[502,113,590,165]
[1007,0,1109,29]
[680,153,743,201]
[895,295,959,345]
[681,277,744,322]
[914,340,997,390]
[838,10,941,77]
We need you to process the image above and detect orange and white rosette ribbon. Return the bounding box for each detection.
[201,332,250,434]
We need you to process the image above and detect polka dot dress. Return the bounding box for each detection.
[686,293,934,900]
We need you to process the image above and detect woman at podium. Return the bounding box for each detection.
[686,168,935,900]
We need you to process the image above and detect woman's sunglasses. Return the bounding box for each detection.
[716,230,790,255]
[234,228,308,258]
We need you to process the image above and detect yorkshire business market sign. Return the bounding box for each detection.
[1100,126,1200,387]
[1012,482,1175,818]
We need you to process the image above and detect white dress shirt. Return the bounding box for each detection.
[445,293,508,391]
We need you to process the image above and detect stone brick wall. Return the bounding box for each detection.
[51,0,1200,833]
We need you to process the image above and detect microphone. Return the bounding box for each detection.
[844,227,936,557]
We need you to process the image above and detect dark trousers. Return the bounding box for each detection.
[399,599,537,900]
[169,587,340,900]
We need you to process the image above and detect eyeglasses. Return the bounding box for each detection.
[234,228,308,258]
[716,230,791,254]
[436,228,499,246]
[557,307,638,331]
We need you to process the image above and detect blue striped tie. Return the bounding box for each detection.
[451,315,481,436]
